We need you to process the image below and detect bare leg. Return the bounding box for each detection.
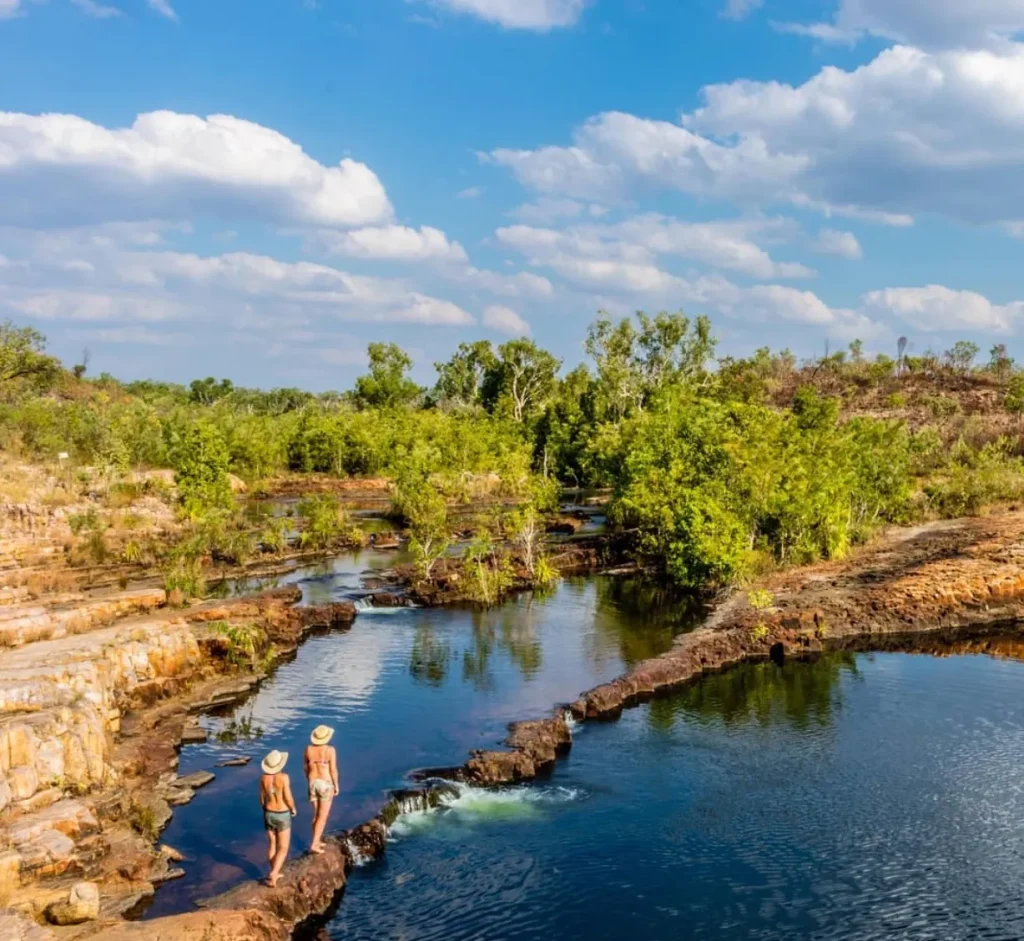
[311,797,333,853]
[266,829,277,880]
[268,828,290,887]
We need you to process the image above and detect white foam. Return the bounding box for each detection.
[344,838,373,867]
[388,782,584,838]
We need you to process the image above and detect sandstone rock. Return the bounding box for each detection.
[45,881,100,925]
[215,756,249,767]
[177,770,215,790]
[18,828,76,875]
[8,765,39,801]
[159,844,186,862]
[0,911,58,941]
[87,910,287,941]
[180,721,208,745]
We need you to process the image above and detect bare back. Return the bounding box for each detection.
[261,772,290,812]
[305,745,336,783]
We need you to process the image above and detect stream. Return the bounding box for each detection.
[144,546,701,917]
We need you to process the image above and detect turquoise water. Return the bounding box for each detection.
[144,556,701,916]
[330,647,1024,941]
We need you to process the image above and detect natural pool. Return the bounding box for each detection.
[331,646,1024,941]
[145,553,702,917]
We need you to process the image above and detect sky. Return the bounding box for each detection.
[2,0,1024,390]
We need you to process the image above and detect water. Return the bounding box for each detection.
[144,555,701,916]
[330,646,1024,941]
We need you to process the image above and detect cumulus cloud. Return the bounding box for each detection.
[497,216,813,281]
[0,111,393,229]
[316,225,468,263]
[813,228,863,259]
[0,0,23,17]
[785,0,1024,50]
[0,227,475,334]
[410,0,585,30]
[862,285,1024,332]
[490,42,1024,230]
[482,305,531,335]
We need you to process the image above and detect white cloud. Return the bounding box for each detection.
[786,0,1024,50]
[813,228,863,259]
[457,186,484,199]
[497,216,814,281]
[862,285,1024,332]
[723,0,762,21]
[0,111,393,229]
[71,0,120,17]
[452,264,554,298]
[490,42,1024,230]
[411,0,585,30]
[146,0,177,20]
[0,0,23,17]
[316,225,468,263]
[482,305,531,335]
[0,228,475,331]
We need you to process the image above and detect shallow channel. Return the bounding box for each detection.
[145,552,702,917]
[331,644,1024,941]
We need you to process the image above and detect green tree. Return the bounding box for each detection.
[189,377,235,406]
[353,343,422,409]
[171,422,233,517]
[944,341,979,375]
[0,321,60,392]
[989,344,1014,383]
[482,338,561,423]
[432,341,497,410]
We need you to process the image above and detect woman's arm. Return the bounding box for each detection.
[283,775,298,815]
[330,748,339,796]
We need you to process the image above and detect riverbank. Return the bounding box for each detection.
[6,508,1024,939]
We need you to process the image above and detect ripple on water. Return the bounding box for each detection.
[331,650,1024,941]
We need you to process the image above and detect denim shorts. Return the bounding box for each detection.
[264,810,292,832]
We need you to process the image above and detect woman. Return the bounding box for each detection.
[304,725,339,855]
[259,750,297,887]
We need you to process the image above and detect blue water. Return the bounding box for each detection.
[145,557,700,916]
[330,648,1024,941]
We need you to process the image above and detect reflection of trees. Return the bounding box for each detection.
[409,625,451,687]
[460,596,544,689]
[647,653,859,732]
[591,576,708,668]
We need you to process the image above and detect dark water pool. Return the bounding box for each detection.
[144,560,701,916]
[330,645,1024,941]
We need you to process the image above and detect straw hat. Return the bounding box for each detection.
[261,750,288,774]
[310,725,335,746]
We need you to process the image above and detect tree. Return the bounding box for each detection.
[0,321,59,389]
[944,341,979,375]
[848,339,864,364]
[393,475,451,578]
[189,377,235,406]
[483,339,561,423]
[432,341,497,410]
[353,343,422,409]
[585,310,715,420]
[1005,374,1024,421]
[989,344,1014,383]
[171,421,233,517]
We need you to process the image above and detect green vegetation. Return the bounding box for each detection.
[4,314,1024,596]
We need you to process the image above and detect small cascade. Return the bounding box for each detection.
[343,838,372,868]
[563,709,580,732]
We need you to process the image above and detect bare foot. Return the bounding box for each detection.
[310,844,325,855]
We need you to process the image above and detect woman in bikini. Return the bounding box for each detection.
[259,750,297,887]
[304,725,339,854]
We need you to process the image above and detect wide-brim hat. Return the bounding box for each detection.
[310,725,335,746]
[261,750,288,774]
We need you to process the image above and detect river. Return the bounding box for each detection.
[144,547,702,917]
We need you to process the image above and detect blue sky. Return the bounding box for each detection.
[2,0,1024,389]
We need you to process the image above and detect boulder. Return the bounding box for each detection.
[0,912,58,941]
[45,881,100,925]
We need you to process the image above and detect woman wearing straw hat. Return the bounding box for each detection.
[259,750,297,887]
[304,725,339,855]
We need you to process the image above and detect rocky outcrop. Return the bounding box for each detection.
[45,881,100,925]
[87,910,289,941]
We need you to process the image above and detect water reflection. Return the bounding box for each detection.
[648,653,859,732]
